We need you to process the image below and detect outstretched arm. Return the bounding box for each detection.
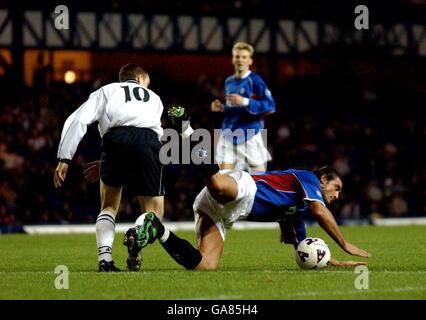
[282,223,368,268]
[328,257,367,267]
[308,201,371,258]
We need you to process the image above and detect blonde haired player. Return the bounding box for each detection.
[211,42,275,172]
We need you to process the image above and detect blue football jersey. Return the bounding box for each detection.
[221,71,275,144]
[246,169,326,222]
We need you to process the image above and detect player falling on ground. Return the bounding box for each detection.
[211,42,275,172]
[54,63,165,272]
[124,106,371,270]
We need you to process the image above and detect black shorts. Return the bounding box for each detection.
[100,126,165,196]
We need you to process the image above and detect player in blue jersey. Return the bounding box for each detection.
[129,107,371,270]
[211,42,275,172]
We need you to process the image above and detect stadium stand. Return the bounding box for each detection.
[0,1,425,233]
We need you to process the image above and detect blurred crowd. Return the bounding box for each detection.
[0,53,425,233]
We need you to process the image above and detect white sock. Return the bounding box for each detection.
[135,212,169,243]
[96,210,116,262]
[181,123,194,139]
[159,228,170,243]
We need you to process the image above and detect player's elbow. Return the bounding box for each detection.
[311,208,325,221]
[210,185,224,199]
[268,101,276,112]
[207,175,227,200]
[207,177,222,194]
[258,103,276,116]
[308,202,327,219]
[209,187,231,204]
[261,100,275,114]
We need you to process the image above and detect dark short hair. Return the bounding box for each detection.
[313,166,341,182]
[119,63,148,82]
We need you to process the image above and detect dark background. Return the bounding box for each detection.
[0,0,425,232]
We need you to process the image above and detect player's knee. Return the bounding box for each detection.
[210,185,224,200]
[196,258,219,271]
[207,176,225,198]
[207,174,237,203]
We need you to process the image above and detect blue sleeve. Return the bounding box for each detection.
[246,76,276,115]
[293,171,326,207]
[223,77,236,112]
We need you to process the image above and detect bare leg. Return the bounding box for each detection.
[123,195,163,271]
[97,180,123,267]
[137,195,164,220]
[132,210,222,270]
[100,179,123,217]
[195,210,224,270]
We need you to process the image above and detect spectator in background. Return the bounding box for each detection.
[341,199,361,220]
[388,193,409,217]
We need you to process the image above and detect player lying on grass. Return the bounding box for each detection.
[119,107,371,270]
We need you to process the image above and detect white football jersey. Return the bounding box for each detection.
[57,80,164,160]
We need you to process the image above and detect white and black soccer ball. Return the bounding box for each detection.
[295,237,331,269]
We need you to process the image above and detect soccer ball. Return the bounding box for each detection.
[295,237,331,269]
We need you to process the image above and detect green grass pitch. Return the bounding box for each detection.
[0,225,425,300]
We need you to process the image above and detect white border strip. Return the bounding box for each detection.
[21,217,426,235]
[372,217,426,226]
[23,221,277,235]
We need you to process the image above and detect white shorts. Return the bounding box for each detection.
[215,132,271,167]
[193,170,258,240]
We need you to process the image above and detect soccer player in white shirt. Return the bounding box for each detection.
[54,63,165,272]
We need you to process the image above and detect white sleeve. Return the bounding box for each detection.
[57,88,105,160]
